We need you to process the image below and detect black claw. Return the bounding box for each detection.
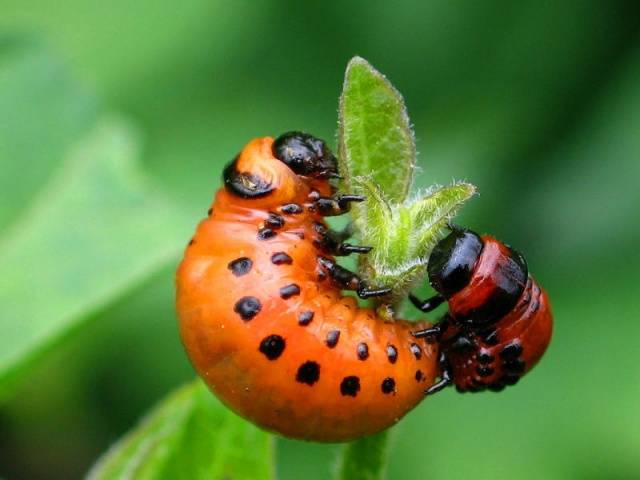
[339,194,365,202]
[425,377,452,395]
[339,244,373,255]
[425,352,453,395]
[412,325,443,339]
[314,194,364,216]
[409,293,445,312]
[357,286,392,299]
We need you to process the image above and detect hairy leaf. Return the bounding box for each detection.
[338,57,416,231]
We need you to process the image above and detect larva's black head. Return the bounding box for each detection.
[428,228,484,298]
[272,132,338,179]
[223,155,275,199]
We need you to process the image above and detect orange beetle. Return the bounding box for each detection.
[176,132,438,442]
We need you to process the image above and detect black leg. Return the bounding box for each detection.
[425,352,453,395]
[338,244,373,255]
[409,293,445,312]
[313,194,365,217]
[357,285,392,299]
[425,370,452,395]
[317,256,391,299]
[413,316,450,339]
[314,223,372,256]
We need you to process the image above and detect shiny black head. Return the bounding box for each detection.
[272,132,338,179]
[428,229,484,298]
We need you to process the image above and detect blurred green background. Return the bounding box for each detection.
[1,1,639,479]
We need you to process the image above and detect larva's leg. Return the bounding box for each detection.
[317,256,391,299]
[314,223,372,256]
[413,316,450,340]
[312,194,365,216]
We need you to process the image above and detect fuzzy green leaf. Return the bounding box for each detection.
[408,183,477,257]
[88,380,274,480]
[355,180,476,302]
[338,56,416,231]
[0,118,191,398]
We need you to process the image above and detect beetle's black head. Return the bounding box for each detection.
[272,131,338,179]
[428,228,484,298]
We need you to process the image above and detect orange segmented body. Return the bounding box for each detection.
[412,229,553,394]
[176,133,438,442]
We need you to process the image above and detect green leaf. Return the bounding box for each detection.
[335,431,391,480]
[88,380,275,480]
[0,118,191,398]
[338,56,416,231]
[0,37,98,229]
[354,178,475,302]
[407,183,477,257]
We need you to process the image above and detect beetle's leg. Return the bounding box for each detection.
[409,293,445,312]
[425,352,453,395]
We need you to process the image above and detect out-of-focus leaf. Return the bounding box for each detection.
[335,431,391,480]
[338,56,416,231]
[0,37,97,229]
[88,380,274,480]
[0,118,191,398]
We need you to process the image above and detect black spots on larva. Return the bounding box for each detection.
[234,296,261,321]
[386,344,398,364]
[271,252,293,265]
[410,343,422,360]
[207,207,212,216]
[227,257,253,276]
[326,330,340,348]
[281,203,303,214]
[259,334,286,360]
[266,212,285,229]
[415,370,425,382]
[357,342,369,360]
[500,341,523,360]
[340,376,361,397]
[381,377,396,395]
[298,310,314,326]
[257,228,276,240]
[188,238,195,246]
[296,361,320,385]
[280,284,301,299]
[476,366,494,377]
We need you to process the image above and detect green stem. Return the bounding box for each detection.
[335,430,392,480]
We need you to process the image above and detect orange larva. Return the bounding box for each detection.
[176,132,438,442]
